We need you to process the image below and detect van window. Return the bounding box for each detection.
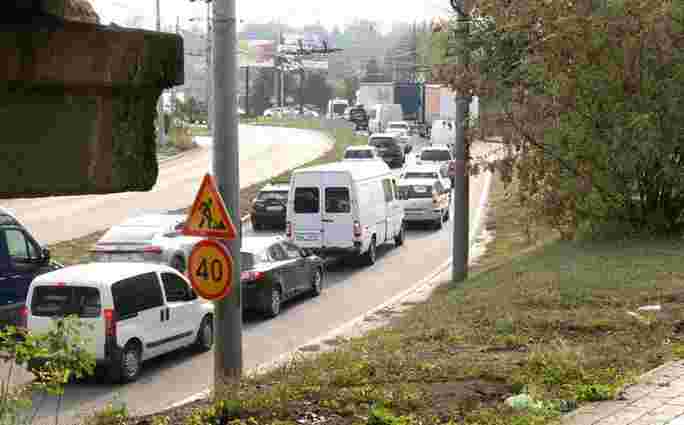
[381,179,394,203]
[31,286,101,318]
[398,185,434,199]
[4,229,40,262]
[112,272,163,318]
[161,272,193,302]
[294,187,320,214]
[325,188,350,213]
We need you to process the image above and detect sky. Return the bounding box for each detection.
[91,0,452,34]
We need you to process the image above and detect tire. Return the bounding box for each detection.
[362,237,377,266]
[263,285,282,318]
[194,315,213,352]
[170,256,185,273]
[310,268,323,297]
[109,342,141,384]
[394,223,405,247]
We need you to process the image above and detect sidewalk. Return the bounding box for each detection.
[564,360,684,425]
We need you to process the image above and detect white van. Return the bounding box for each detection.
[286,161,405,265]
[369,104,403,134]
[25,263,214,383]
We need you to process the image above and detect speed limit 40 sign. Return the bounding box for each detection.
[188,239,233,301]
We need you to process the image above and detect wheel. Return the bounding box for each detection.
[194,315,213,352]
[435,217,443,230]
[310,268,323,297]
[263,285,282,318]
[394,223,405,246]
[109,342,141,384]
[170,256,185,273]
[361,237,377,266]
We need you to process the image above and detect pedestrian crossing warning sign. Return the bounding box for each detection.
[183,173,238,239]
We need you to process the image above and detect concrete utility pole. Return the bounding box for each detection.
[451,0,470,283]
[155,0,165,146]
[172,16,180,115]
[206,0,213,132]
[213,0,243,386]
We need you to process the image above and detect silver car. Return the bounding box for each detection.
[90,213,202,273]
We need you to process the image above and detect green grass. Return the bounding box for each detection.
[125,173,684,425]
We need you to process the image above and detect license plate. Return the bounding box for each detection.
[296,233,319,241]
[266,206,283,212]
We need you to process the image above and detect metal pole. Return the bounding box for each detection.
[213,0,243,387]
[245,66,250,116]
[206,1,213,132]
[274,21,280,107]
[452,0,470,283]
[299,69,305,115]
[155,0,164,146]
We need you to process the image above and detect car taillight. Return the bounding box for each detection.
[241,271,264,283]
[143,246,163,255]
[104,308,117,338]
[353,220,362,238]
[18,305,28,329]
[286,221,292,239]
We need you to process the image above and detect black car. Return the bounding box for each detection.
[240,236,324,317]
[250,184,290,230]
[0,208,61,326]
[368,135,405,168]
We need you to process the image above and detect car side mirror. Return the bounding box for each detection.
[41,247,50,262]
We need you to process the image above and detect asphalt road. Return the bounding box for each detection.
[23,136,497,425]
[2,125,333,245]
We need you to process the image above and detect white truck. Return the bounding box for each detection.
[286,161,405,266]
[357,82,395,112]
[369,104,403,134]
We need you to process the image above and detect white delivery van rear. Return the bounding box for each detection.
[287,170,356,252]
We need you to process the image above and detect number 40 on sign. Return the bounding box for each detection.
[188,239,234,301]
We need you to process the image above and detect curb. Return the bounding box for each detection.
[163,168,497,412]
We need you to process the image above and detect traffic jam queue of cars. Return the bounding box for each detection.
[1,135,453,383]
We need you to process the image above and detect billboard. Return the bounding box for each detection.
[238,33,330,70]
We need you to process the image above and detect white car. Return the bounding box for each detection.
[343,145,381,161]
[400,163,452,191]
[396,177,451,229]
[25,262,214,383]
[91,213,203,273]
[263,107,283,118]
[386,121,412,144]
[417,145,453,175]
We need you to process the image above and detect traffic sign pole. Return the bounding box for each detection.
[213,0,243,389]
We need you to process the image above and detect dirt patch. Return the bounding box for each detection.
[424,379,512,420]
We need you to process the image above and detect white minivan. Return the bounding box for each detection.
[25,263,214,383]
[286,161,405,265]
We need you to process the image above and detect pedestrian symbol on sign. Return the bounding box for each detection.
[183,174,237,239]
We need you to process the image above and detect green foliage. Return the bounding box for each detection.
[0,316,95,425]
[84,394,128,425]
[574,383,614,402]
[443,0,684,237]
[185,399,242,425]
[367,404,411,425]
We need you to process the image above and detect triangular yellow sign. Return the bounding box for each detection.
[183,173,238,239]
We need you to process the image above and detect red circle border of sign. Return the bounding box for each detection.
[188,239,234,301]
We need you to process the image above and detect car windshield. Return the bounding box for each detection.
[345,150,374,159]
[370,138,396,149]
[404,172,438,179]
[398,185,433,199]
[99,226,159,243]
[257,191,288,202]
[31,286,101,318]
[420,150,451,162]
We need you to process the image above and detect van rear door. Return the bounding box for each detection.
[27,284,103,359]
[291,176,323,248]
[322,173,354,248]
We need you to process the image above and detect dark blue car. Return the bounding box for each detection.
[0,208,62,311]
